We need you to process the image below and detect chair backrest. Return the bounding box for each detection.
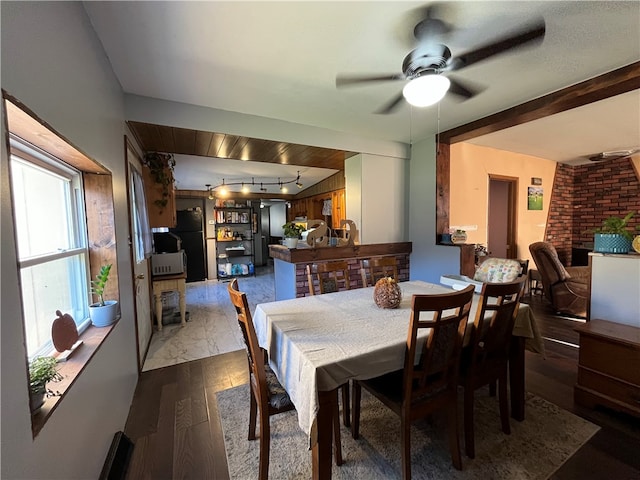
[227,279,269,404]
[467,278,525,375]
[360,256,399,287]
[403,285,475,406]
[529,242,570,300]
[474,257,524,283]
[306,261,351,295]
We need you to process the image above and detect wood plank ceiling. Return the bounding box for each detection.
[127,121,357,171]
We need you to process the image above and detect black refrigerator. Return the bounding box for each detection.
[170,209,206,282]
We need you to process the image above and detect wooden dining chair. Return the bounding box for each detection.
[227,279,343,479]
[306,261,351,295]
[458,278,525,459]
[360,256,399,287]
[351,285,475,479]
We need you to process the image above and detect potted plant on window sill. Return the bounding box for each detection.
[29,356,63,413]
[593,211,638,254]
[89,264,119,327]
[282,222,305,249]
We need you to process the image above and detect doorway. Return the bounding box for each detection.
[488,176,518,259]
[126,141,153,371]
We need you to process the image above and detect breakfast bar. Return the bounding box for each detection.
[269,242,412,300]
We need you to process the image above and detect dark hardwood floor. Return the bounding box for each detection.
[123,293,640,479]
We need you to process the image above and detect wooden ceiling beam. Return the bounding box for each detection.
[440,61,640,144]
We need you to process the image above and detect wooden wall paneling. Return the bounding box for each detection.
[194,131,213,157]
[215,134,238,158]
[459,244,476,278]
[156,125,176,153]
[228,136,251,160]
[126,121,357,171]
[436,142,450,242]
[173,127,197,154]
[84,172,119,303]
[294,171,345,199]
[332,189,346,228]
[206,133,226,158]
[142,163,176,228]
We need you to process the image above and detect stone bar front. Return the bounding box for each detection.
[269,242,412,300]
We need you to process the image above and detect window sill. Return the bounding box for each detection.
[31,319,119,437]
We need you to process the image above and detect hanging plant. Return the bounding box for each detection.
[142,152,176,209]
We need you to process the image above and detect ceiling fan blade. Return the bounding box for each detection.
[447,77,480,100]
[374,92,405,115]
[336,73,405,88]
[449,18,545,71]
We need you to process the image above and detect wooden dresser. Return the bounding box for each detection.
[574,319,640,418]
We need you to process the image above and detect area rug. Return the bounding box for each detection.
[217,384,599,479]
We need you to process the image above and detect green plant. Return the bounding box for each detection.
[90,264,112,307]
[282,222,305,238]
[142,152,176,209]
[594,211,637,241]
[28,356,62,394]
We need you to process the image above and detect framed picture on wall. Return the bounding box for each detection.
[528,186,543,210]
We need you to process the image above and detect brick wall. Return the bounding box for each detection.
[545,163,575,264]
[572,157,640,246]
[545,157,640,265]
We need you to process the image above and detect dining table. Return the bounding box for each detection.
[252,280,544,480]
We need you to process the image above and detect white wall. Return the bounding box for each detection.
[125,94,407,160]
[409,137,460,283]
[1,3,138,478]
[345,155,362,241]
[361,153,408,244]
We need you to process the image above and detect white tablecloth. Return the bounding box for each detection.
[252,280,543,439]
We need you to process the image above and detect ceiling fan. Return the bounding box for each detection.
[335,5,546,114]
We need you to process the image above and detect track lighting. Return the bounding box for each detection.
[206,184,215,200]
[205,171,303,196]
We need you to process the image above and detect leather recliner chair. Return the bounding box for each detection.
[529,242,590,317]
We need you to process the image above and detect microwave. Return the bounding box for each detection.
[151,250,186,276]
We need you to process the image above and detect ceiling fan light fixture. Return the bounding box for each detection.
[402,75,450,107]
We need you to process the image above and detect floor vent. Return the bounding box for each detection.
[99,431,134,480]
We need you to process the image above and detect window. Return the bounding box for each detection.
[10,137,90,358]
[129,157,152,262]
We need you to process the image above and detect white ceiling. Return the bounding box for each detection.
[83,1,640,187]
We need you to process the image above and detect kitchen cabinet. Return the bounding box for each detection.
[214,206,255,280]
[142,163,176,228]
[331,189,346,228]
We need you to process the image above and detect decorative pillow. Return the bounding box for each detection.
[473,258,522,283]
